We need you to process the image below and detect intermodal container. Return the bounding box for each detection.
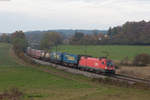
[62,53,79,64]
[50,52,63,61]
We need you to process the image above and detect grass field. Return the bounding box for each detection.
[52,45,150,60]
[0,43,150,100]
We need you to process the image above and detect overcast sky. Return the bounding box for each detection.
[0,0,150,33]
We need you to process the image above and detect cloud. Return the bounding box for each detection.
[0,0,150,32]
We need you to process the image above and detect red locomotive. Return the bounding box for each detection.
[79,56,115,73]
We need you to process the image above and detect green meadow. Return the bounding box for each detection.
[0,43,150,100]
[53,45,150,60]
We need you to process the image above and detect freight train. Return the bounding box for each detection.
[27,47,116,74]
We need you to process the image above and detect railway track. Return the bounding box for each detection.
[27,55,150,85]
[112,74,150,84]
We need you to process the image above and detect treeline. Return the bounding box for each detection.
[39,31,107,49]
[25,29,107,42]
[0,33,11,43]
[69,32,108,45]
[26,30,107,48]
[107,20,150,45]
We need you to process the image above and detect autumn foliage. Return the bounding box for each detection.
[107,20,150,45]
[11,31,27,53]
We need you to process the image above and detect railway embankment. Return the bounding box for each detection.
[25,53,150,89]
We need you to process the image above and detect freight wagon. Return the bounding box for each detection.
[27,47,31,56]
[44,52,50,61]
[41,51,46,59]
[62,53,79,67]
[50,52,63,64]
[31,49,36,58]
[34,50,43,59]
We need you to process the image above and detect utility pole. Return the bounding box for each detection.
[55,40,58,60]
[84,39,87,67]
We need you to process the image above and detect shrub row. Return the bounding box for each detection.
[120,53,150,66]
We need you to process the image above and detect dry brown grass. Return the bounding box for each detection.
[24,87,150,100]
[117,65,150,79]
[0,88,23,100]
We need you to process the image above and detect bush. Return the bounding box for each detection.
[133,53,150,66]
[0,88,23,100]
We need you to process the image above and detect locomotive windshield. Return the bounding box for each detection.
[107,61,114,67]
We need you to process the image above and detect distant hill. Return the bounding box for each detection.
[25,29,107,36]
